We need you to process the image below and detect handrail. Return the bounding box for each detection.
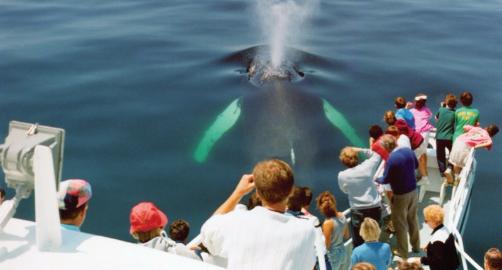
[451,227,484,270]
[445,148,484,270]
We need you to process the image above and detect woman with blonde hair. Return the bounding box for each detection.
[317,191,349,270]
[413,204,458,270]
[350,217,391,270]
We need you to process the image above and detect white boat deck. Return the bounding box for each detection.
[0,218,223,270]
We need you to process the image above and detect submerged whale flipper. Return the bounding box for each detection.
[193,98,242,163]
[322,98,365,147]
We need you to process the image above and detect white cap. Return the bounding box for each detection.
[415,95,427,101]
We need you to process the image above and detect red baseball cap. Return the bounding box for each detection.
[129,202,168,234]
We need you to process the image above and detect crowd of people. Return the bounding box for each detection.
[1,91,499,270]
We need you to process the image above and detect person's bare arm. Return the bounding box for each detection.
[322,219,334,248]
[213,174,255,215]
[474,142,492,149]
[343,218,350,239]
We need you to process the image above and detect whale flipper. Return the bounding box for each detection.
[322,98,365,147]
[193,98,242,163]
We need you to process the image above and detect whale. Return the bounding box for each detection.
[193,46,364,165]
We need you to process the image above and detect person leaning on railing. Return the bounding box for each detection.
[447,124,499,182]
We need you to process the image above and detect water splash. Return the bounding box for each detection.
[255,0,319,68]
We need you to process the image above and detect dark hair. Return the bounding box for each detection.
[169,219,190,243]
[0,188,5,199]
[369,125,384,140]
[395,97,407,109]
[287,186,304,212]
[316,191,338,218]
[247,191,262,210]
[59,203,87,220]
[460,91,473,106]
[445,93,457,108]
[485,248,502,270]
[301,187,313,208]
[487,124,499,137]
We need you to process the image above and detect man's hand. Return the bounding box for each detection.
[233,174,255,197]
[213,174,255,215]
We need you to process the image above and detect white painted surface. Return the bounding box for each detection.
[0,218,223,270]
[34,145,62,251]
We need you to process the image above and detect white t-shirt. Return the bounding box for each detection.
[397,134,411,149]
[201,206,317,270]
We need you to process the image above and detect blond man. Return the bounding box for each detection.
[201,159,316,270]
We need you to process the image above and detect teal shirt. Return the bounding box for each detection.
[351,242,391,270]
[61,223,81,232]
[453,106,479,141]
[435,107,456,140]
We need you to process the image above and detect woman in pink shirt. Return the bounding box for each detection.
[410,94,434,184]
[448,124,499,180]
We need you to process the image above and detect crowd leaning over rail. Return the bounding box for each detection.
[1,91,498,270]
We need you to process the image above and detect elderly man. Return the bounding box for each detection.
[376,134,420,258]
[200,159,317,270]
[338,146,382,247]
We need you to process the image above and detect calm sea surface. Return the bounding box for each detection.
[1,0,501,263]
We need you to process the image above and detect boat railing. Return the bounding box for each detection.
[446,148,483,270]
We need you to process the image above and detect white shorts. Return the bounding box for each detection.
[414,131,429,158]
[449,141,471,168]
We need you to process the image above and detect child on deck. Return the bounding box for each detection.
[435,94,457,184]
[317,191,349,270]
[129,202,200,260]
[447,124,499,180]
[169,219,190,244]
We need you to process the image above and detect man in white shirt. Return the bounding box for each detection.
[200,159,317,270]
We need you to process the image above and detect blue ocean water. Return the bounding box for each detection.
[1,0,501,263]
